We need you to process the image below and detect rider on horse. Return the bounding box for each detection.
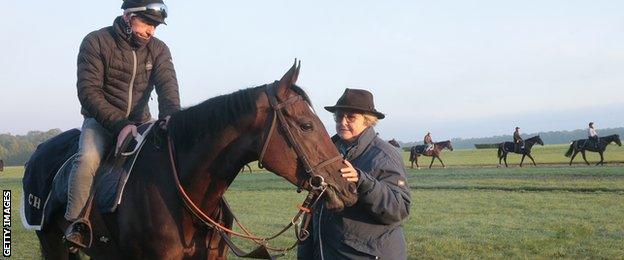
[424,132,434,151]
[64,0,179,250]
[513,127,524,151]
[586,122,599,149]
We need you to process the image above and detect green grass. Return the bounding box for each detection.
[402,143,624,167]
[3,160,624,259]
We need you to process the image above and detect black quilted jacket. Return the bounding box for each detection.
[77,16,180,135]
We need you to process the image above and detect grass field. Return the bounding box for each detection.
[2,144,623,259]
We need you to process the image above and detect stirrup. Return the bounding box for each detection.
[64,219,93,251]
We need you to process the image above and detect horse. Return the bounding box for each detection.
[565,134,621,166]
[33,62,359,259]
[0,159,3,172]
[409,140,453,169]
[388,139,400,148]
[497,135,544,167]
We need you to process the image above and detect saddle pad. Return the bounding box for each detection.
[21,122,156,230]
[412,145,426,154]
[21,129,80,230]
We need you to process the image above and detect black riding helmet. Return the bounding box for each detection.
[122,0,168,25]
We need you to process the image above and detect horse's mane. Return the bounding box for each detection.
[167,83,311,150]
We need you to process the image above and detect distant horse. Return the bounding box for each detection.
[0,159,3,172]
[565,134,621,166]
[33,62,358,259]
[497,135,544,167]
[388,139,400,148]
[409,140,453,169]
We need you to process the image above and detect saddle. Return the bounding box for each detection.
[412,145,427,154]
[21,122,157,230]
[580,138,599,150]
[501,142,522,153]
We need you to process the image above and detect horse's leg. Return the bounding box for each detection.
[527,154,537,166]
[581,151,590,165]
[597,151,604,166]
[569,150,579,165]
[520,154,526,167]
[429,156,435,169]
[438,156,446,168]
[415,156,420,169]
[503,153,508,167]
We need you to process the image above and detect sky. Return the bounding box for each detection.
[1,1,623,142]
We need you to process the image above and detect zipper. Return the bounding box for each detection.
[126,50,137,117]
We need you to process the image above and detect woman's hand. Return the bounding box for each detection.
[340,159,359,183]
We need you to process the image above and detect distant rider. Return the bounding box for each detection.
[513,127,524,151]
[424,132,434,151]
[587,122,598,149]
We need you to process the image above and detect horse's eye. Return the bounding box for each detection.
[300,122,314,132]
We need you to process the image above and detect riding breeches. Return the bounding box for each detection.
[65,118,113,221]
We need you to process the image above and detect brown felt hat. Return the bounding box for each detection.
[324,88,385,119]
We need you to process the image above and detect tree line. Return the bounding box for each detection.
[0,129,62,166]
[1,127,622,166]
[397,127,624,150]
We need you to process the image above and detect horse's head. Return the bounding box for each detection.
[445,140,454,151]
[536,135,544,146]
[254,61,358,211]
[612,134,622,146]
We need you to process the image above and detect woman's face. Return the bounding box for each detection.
[334,110,368,142]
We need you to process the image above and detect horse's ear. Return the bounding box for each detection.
[277,59,299,97]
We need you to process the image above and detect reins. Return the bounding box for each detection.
[166,83,342,256]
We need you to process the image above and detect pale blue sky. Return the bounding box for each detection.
[1,1,622,142]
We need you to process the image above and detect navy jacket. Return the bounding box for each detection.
[298,127,411,259]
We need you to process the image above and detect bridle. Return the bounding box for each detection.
[257,83,343,191]
[166,83,343,257]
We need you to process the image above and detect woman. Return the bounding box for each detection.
[298,88,412,259]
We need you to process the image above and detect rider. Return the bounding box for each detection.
[64,0,180,249]
[424,132,434,151]
[513,127,524,151]
[587,122,598,149]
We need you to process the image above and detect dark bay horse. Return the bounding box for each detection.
[35,62,358,259]
[565,134,621,166]
[497,135,544,167]
[409,140,453,169]
[388,138,400,148]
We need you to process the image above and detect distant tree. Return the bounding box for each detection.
[0,129,63,166]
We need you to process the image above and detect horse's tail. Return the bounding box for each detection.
[409,148,415,162]
[564,142,575,157]
[497,144,503,158]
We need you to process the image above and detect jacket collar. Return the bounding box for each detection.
[112,16,147,50]
[333,126,377,161]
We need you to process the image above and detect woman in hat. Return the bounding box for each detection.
[298,88,412,259]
